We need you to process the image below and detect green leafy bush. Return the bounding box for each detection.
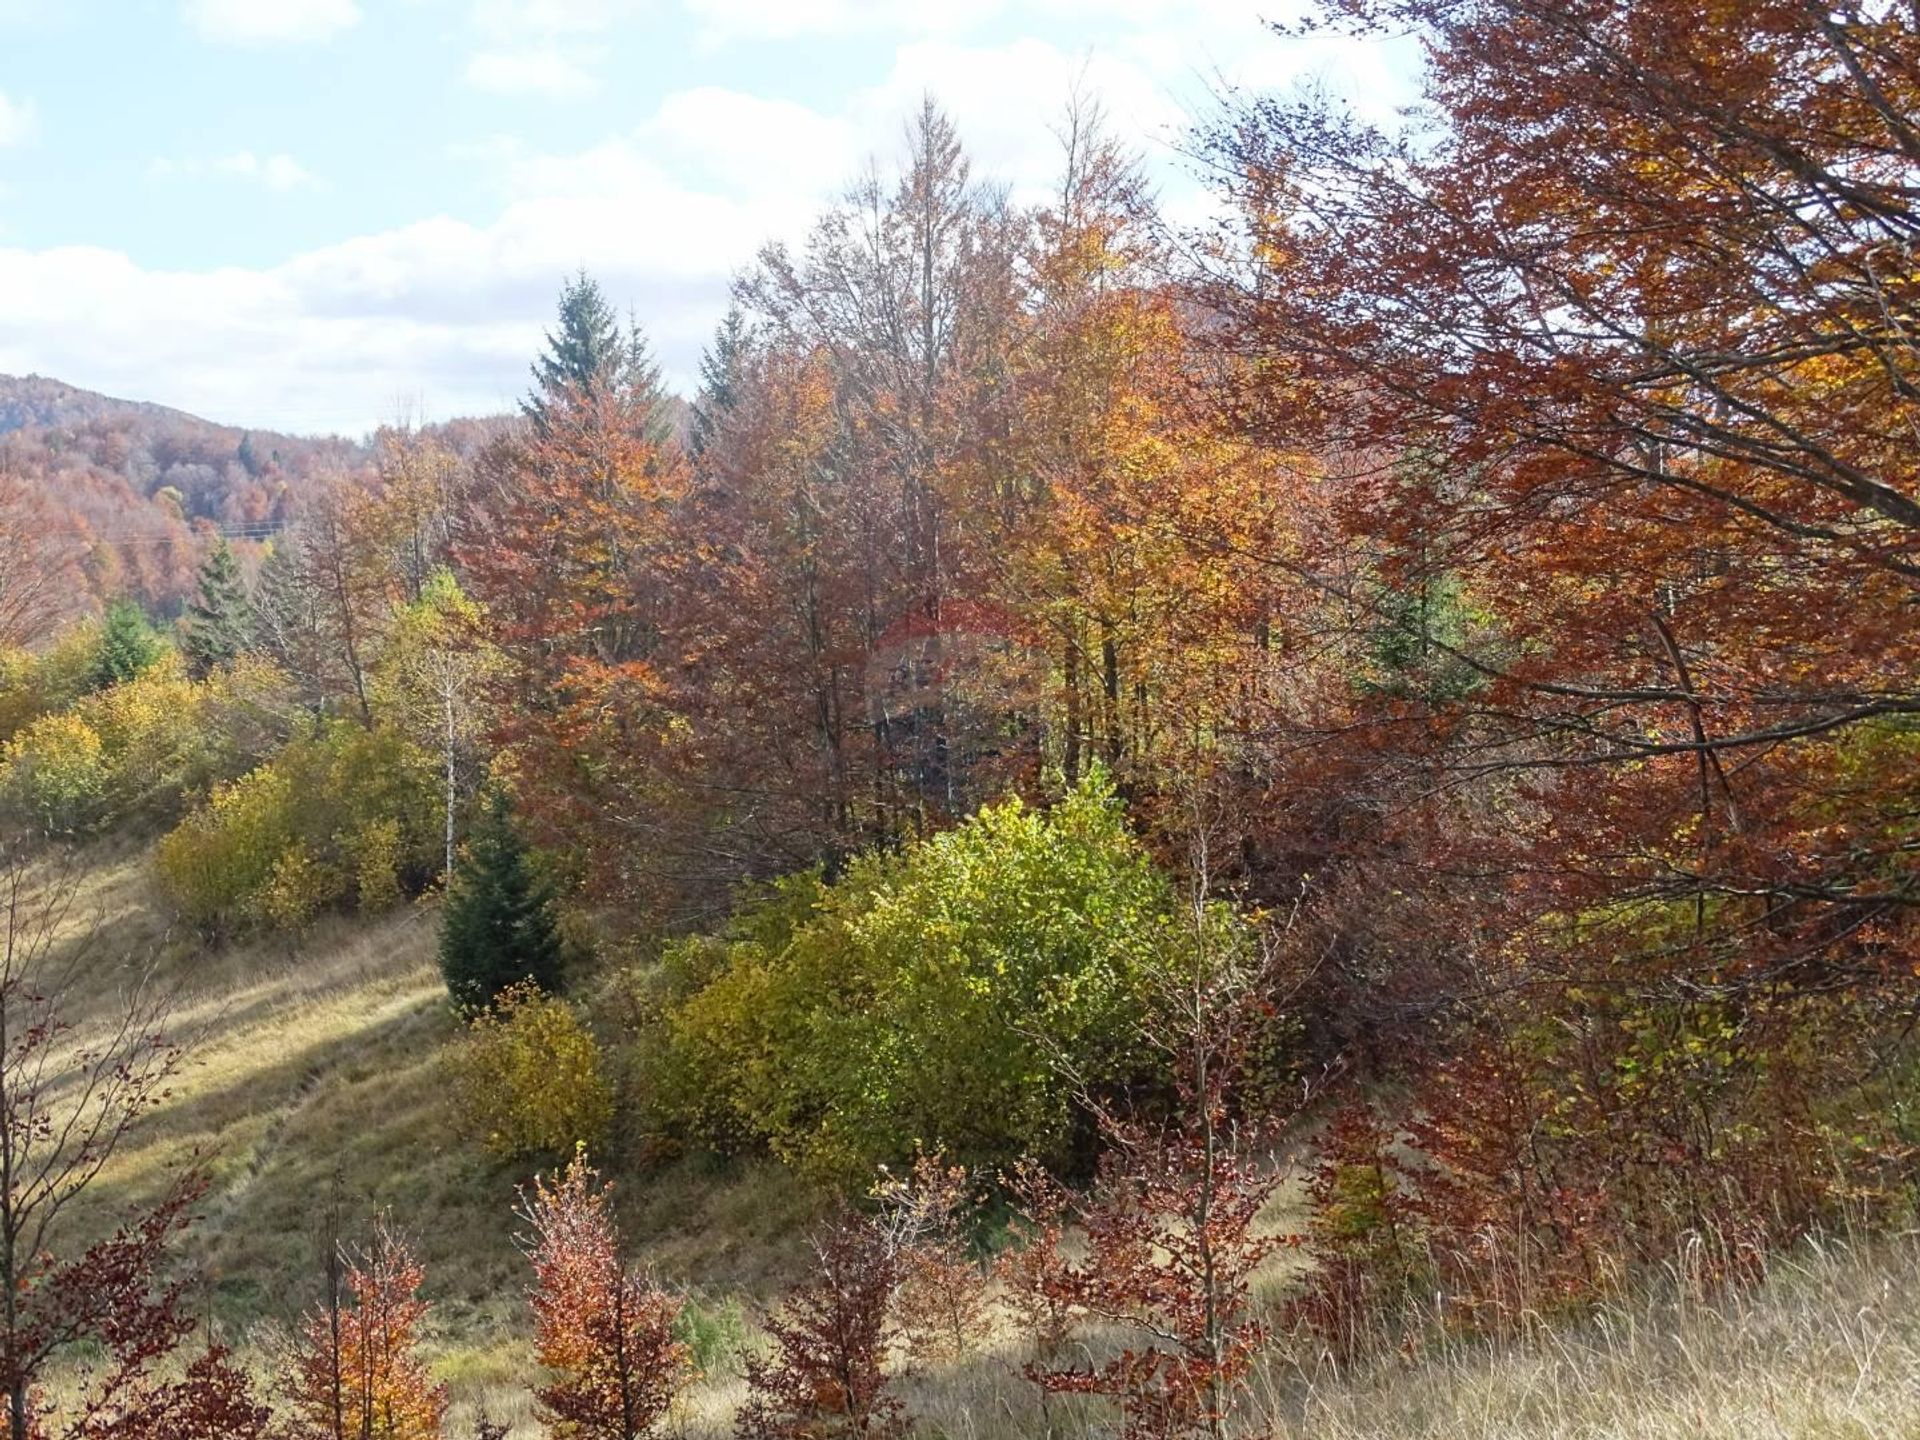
[449,983,613,1160]
[643,772,1223,1185]
[157,721,439,935]
[1,711,108,834]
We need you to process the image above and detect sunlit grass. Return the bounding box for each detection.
[36,838,1920,1436]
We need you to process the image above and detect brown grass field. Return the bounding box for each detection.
[40,838,1920,1437]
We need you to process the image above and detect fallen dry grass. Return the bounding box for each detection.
[34,839,1920,1437]
[809,1228,1920,1440]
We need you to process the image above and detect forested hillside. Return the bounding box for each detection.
[2,2,1919,1437]
[0,372,504,628]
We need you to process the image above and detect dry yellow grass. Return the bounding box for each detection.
[646,1228,1920,1440]
[38,839,1920,1437]
[37,838,819,1435]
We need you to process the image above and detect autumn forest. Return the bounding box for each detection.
[2,1,1919,1436]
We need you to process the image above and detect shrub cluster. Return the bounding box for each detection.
[637,772,1230,1185]
[0,650,297,837]
[157,720,440,935]
[450,982,613,1161]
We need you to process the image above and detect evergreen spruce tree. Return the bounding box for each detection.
[689,306,749,459]
[253,539,331,714]
[624,305,675,446]
[438,789,564,1011]
[523,271,669,439]
[91,599,166,690]
[181,539,255,678]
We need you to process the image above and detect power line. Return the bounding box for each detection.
[73,521,287,547]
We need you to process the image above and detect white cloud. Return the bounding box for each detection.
[0,9,1416,435]
[0,91,37,148]
[857,39,1188,201]
[182,0,361,46]
[683,0,996,43]
[463,0,649,96]
[639,89,864,198]
[149,151,323,193]
[473,0,650,38]
[218,151,323,192]
[679,0,1283,44]
[0,130,799,433]
[0,85,877,432]
[466,47,605,97]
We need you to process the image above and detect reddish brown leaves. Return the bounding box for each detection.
[736,1216,904,1440]
[279,1219,448,1440]
[520,1152,687,1440]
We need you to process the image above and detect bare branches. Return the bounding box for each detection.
[0,842,266,1439]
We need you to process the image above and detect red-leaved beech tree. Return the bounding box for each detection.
[519,1152,687,1440]
[1188,0,1920,1330]
[0,846,270,1440]
[1009,844,1307,1440]
[1010,1069,1293,1440]
[279,1217,448,1440]
[736,1216,904,1440]
[872,1154,988,1368]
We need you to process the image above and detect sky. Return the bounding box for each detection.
[0,0,1414,436]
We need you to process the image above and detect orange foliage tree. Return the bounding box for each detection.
[1201,0,1920,1319]
[278,1217,447,1440]
[458,282,690,909]
[519,1152,687,1440]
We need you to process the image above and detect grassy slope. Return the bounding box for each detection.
[51,839,1920,1437]
[53,839,816,1435]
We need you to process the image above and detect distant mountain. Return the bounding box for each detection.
[0,374,517,621]
[0,374,225,438]
[0,374,372,618]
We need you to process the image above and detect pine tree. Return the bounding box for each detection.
[438,789,563,1011]
[255,538,333,714]
[182,539,255,678]
[524,271,668,440]
[91,598,166,690]
[689,306,749,459]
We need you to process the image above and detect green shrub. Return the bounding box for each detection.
[156,721,439,935]
[644,771,1224,1185]
[1,711,107,834]
[450,983,613,1160]
[674,1296,750,1377]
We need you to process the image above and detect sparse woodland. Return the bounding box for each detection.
[3,2,1920,1435]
